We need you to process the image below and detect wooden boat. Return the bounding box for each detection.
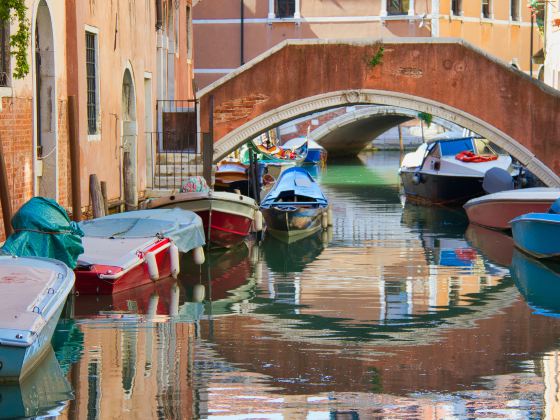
[399,136,513,205]
[75,209,206,295]
[464,187,560,230]
[214,159,249,193]
[242,136,308,166]
[511,209,560,260]
[260,167,329,242]
[284,137,327,165]
[0,255,74,381]
[144,191,260,248]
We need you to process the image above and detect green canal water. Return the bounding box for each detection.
[9,151,560,419]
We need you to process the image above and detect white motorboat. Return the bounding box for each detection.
[0,255,74,381]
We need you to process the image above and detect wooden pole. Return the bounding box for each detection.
[89,174,105,218]
[0,133,13,237]
[68,95,82,221]
[398,124,403,153]
[100,181,109,215]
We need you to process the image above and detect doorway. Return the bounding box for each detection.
[122,68,138,210]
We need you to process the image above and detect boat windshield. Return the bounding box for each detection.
[439,139,475,156]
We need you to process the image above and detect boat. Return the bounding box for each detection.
[511,248,560,317]
[283,137,327,166]
[241,135,308,166]
[143,190,261,248]
[510,199,560,260]
[399,136,513,205]
[0,255,75,381]
[260,167,330,242]
[214,159,250,194]
[75,208,206,294]
[464,187,560,230]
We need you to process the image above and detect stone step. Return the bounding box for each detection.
[152,174,216,190]
[156,152,202,165]
[154,164,206,176]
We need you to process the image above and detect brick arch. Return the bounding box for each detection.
[199,39,560,186]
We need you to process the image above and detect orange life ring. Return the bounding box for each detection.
[455,150,498,163]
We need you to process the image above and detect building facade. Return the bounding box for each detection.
[544,0,560,89]
[193,0,542,88]
[0,0,194,239]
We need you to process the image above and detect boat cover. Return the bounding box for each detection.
[2,197,84,269]
[79,208,205,253]
[261,167,328,208]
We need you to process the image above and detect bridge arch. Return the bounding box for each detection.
[199,39,560,186]
[211,89,559,186]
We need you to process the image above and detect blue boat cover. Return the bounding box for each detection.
[260,167,328,208]
[2,197,84,269]
[549,197,560,214]
[79,208,205,253]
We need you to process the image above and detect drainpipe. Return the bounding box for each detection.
[156,0,163,30]
[240,0,245,65]
[530,13,534,77]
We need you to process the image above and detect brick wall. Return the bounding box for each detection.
[0,96,70,241]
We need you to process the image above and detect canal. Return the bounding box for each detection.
[17,151,560,418]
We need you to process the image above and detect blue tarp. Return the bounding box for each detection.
[260,167,328,208]
[79,208,205,253]
[2,197,84,268]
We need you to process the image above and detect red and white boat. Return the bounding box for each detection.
[464,187,560,230]
[75,209,206,295]
[143,191,261,248]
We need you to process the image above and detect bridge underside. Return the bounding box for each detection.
[317,115,412,157]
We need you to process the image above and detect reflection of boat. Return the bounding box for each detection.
[263,230,325,273]
[144,191,259,248]
[0,256,74,380]
[180,243,252,301]
[260,167,329,242]
[75,209,205,294]
[512,249,560,317]
[0,347,72,418]
[399,137,512,205]
[401,202,468,235]
[464,187,560,230]
[465,224,515,267]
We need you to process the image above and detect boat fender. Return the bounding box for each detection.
[193,284,206,302]
[412,173,422,185]
[170,242,180,278]
[193,246,205,265]
[254,210,263,232]
[322,211,329,229]
[327,208,333,226]
[322,229,329,246]
[145,252,160,281]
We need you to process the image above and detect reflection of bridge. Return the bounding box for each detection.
[199,38,560,185]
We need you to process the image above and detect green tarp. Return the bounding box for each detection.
[2,197,84,269]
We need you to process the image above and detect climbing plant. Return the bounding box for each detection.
[527,0,546,35]
[368,45,385,68]
[0,1,30,79]
[418,112,433,128]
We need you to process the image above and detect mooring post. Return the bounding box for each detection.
[89,174,105,218]
[0,133,13,237]
[100,181,109,215]
[202,95,215,187]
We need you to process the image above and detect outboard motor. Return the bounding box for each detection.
[482,167,514,194]
[549,197,560,214]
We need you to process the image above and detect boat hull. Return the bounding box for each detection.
[262,206,326,242]
[465,199,555,230]
[0,304,64,382]
[146,192,257,248]
[74,238,173,295]
[511,214,560,259]
[304,148,327,165]
[400,170,485,205]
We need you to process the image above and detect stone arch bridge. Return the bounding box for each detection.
[198,38,560,186]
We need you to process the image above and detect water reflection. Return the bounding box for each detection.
[0,348,72,419]
[512,249,560,318]
[465,223,515,267]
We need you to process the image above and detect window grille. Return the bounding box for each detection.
[275,0,295,18]
[388,0,410,15]
[86,32,98,135]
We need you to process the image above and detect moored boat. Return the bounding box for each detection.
[0,255,74,381]
[214,159,250,194]
[399,136,513,205]
[260,167,330,242]
[464,187,560,230]
[143,190,260,248]
[511,211,560,260]
[75,209,205,294]
[284,137,327,165]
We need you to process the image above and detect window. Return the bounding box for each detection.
[451,0,462,16]
[0,20,9,87]
[388,0,410,15]
[85,31,99,135]
[482,0,491,19]
[186,5,192,60]
[275,0,295,18]
[510,0,520,21]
